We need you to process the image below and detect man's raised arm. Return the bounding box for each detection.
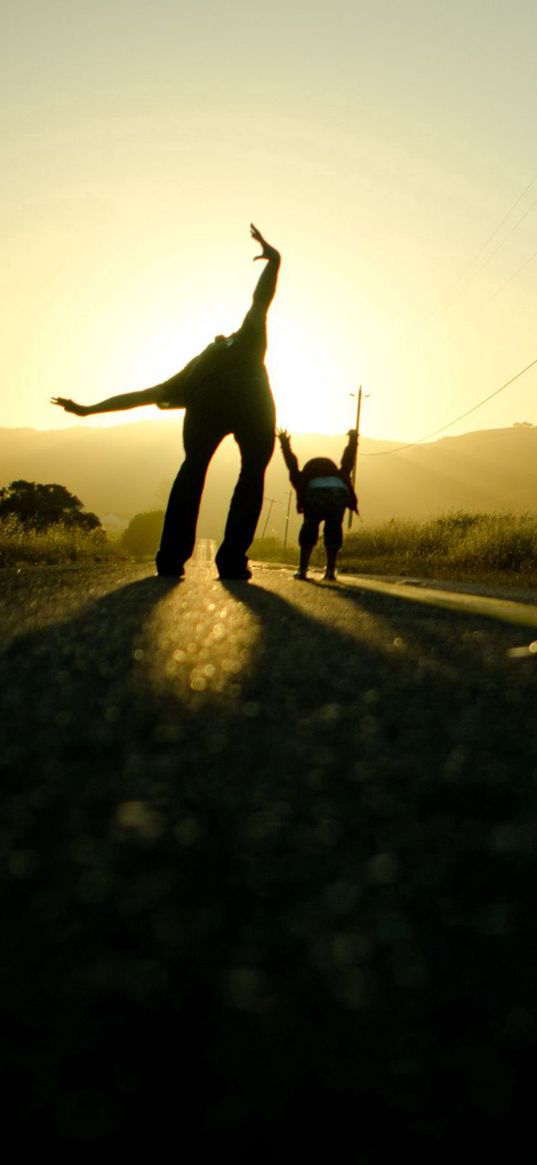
[241,223,281,330]
[50,384,166,417]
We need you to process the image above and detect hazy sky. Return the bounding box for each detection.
[3,0,537,441]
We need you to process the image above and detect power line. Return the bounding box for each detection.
[462,170,537,270]
[411,239,537,366]
[408,191,537,370]
[355,175,537,460]
[423,170,537,326]
[447,192,537,300]
[362,354,537,457]
[375,171,537,387]
[468,242,537,318]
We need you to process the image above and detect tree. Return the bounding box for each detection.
[0,481,101,530]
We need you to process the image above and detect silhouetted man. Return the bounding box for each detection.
[52,223,281,580]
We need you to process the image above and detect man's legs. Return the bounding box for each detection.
[156,410,226,576]
[215,413,275,579]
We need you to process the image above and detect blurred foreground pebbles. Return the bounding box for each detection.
[1,561,537,1155]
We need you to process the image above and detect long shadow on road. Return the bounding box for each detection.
[1,571,536,1155]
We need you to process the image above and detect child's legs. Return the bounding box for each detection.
[298,510,320,574]
[323,506,345,574]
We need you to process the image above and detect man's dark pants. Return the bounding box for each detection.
[156,391,275,577]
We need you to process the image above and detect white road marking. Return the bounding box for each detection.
[194,539,217,566]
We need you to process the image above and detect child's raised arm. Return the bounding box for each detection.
[277,428,301,490]
[340,428,358,476]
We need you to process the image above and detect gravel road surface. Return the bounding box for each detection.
[1,558,536,1155]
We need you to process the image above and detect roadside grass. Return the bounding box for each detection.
[5,509,537,582]
[251,510,537,585]
[0,516,125,566]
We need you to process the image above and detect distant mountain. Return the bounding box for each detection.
[1,421,536,543]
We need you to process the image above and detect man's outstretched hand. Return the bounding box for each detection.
[250,223,279,262]
[50,397,89,416]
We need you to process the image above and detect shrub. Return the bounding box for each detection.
[122,511,164,558]
[252,511,537,584]
[0,516,120,566]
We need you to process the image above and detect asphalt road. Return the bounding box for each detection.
[1,556,537,1156]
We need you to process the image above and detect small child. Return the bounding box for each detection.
[277,428,358,580]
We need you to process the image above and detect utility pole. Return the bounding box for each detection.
[348,385,364,530]
[283,490,292,551]
[262,498,280,539]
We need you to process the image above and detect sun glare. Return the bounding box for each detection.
[77,299,358,435]
[267,318,353,436]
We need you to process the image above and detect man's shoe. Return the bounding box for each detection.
[294,570,308,580]
[218,568,252,581]
[323,570,337,581]
[156,565,185,580]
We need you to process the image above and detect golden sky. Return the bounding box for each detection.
[3,0,537,441]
